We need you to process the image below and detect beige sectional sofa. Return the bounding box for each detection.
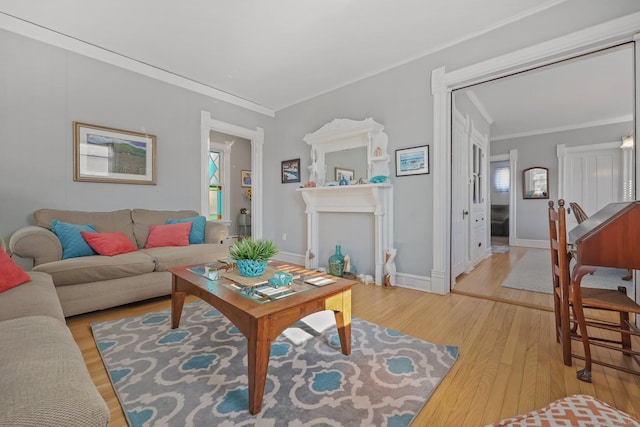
[0,239,110,426]
[10,208,229,317]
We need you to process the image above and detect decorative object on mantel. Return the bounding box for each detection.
[370,175,387,183]
[328,245,345,277]
[395,145,429,176]
[228,239,278,277]
[303,181,316,188]
[383,248,397,289]
[339,177,348,186]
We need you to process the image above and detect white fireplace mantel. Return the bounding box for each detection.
[297,184,394,285]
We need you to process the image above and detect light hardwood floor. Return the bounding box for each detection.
[67,252,640,426]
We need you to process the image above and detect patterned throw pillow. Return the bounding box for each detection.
[0,251,31,293]
[145,222,192,248]
[51,219,97,259]
[167,216,206,244]
[81,231,137,256]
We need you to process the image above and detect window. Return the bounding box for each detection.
[493,166,510,192]
[208,151,222,220]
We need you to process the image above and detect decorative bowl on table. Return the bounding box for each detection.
[236,260,268,277]
[228,239,279,277]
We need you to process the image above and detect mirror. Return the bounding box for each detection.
[522,167,549,199]
[326,147,368,182]
[303,118,390,186]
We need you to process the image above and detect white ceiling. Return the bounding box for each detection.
[0,0,636,138]
[0,0,564,110]
[460,44,635,140]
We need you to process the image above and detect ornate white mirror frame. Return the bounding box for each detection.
[303,118,390,186]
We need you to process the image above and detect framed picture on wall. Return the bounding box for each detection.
[281,158,301,183]
[241,170,252,187]
[395,145,429,176]
[73,122,157,184]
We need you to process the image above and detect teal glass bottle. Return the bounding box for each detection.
[328,245,345,277]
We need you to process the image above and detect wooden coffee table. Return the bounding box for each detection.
[169,262,354,415]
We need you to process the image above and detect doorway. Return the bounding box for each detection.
[447,42,635,301]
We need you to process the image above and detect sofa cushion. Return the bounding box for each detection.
[0,316,109,427]
[0,251,31,293]
[141,243,229,271]
[167,215,206,244]
[33,251,156,286]
[132,209,200,248]
[34,208,136,247]
[51,220,98,259]
[0,272,65,323]
[145,222,192,248]
[82,231,138,256]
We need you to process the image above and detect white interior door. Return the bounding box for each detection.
[451,109,470,281]
[559,142,623,228]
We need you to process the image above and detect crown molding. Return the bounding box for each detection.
[0,13,275,118]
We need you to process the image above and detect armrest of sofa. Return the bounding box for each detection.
[204,221,229,244]
[10,226,63,266]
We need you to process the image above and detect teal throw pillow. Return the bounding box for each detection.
[167,216,206,244]
[51,219,98,259]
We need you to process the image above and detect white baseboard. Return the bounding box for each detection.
[512,238,548,249]
[273,252,431,292]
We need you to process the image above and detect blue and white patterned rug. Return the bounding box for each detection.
[91,300,458,427]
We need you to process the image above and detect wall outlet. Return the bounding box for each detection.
[282,233,287,241]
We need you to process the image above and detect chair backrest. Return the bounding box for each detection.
[569,202,588,224]
[548,200,571,296]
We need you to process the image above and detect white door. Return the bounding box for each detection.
[451,109,470,281]
[559,142,623,228]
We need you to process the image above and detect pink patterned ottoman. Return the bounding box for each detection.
[488,394,639,427]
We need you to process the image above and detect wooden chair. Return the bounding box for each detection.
[548,200,640,382]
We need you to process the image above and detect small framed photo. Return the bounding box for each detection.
[396,145,429,176]
[335,167,355,182]
[73,122,157,184]
[281,158,301,183]
[241,170,252,187]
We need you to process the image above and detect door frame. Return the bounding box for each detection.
[430,15,640,294]
[200,111,264,239]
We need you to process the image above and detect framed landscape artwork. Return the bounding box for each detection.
[281,158,301,183]
[395,145,429,176]
[73,122,157,184]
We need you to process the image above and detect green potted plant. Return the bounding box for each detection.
[228,238,279,277]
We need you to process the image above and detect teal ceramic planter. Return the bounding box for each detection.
[237,259,268,277]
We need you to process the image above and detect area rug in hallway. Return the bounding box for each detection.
[501,248,633,295]
[91,300,458,427]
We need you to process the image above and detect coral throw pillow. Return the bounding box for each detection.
[51,219,97,259]
[0,251,31,293]
[81,231,137,256]
[167,215,206,244]
[145,222,192,248]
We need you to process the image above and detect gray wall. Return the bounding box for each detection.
[491,121,634,240]
[0,29,274,247]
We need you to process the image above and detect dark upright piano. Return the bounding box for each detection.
[568,201,640,270]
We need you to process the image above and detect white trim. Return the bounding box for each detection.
[200,111,264,239]
[508,149,518,247]
[510,239,549,249]
[431,13,640,294]
[0,13,275,118]
[491,114,634,141]
[490,154,509,162]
